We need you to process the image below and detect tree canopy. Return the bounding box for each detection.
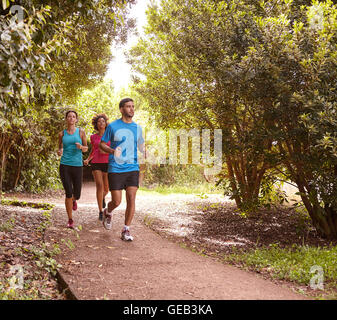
[128,0,337,238]
[0,0,136,191]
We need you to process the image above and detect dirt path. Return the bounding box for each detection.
[39,182,309,300]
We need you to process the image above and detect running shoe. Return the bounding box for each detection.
[98,211,103,221]
[102,208,112,230]
[72,200,77,211]
[121,229,133,241]
[67,219,74,229]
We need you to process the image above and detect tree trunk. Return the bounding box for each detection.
[0,151,6,192]
[0,134,13,192]
[14,152,24,189]
[225,155,267,210]
[225,157,242,208]
[289,164,337,239]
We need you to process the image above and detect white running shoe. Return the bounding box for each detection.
[121,229,133,241]
[102,208,112,230]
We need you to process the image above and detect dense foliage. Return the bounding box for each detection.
[0,0,136,192]
[128,0,337,238]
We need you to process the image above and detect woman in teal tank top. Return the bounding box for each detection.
[60,127,83,166]
[58,110,88,229]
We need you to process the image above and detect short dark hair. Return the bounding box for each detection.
[65,110,78,119]
[119,98,133,109]
[91,113,109,131]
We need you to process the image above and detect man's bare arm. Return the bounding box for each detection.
[100,141,121,157]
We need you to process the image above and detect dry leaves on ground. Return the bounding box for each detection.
[0,205,65,300]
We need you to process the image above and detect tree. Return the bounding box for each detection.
[0,0,136,191]
[241,0,337,237]
[129,0,337,238]
[46,0,137,100]
[128,0,273,209]
[1,0,136,107]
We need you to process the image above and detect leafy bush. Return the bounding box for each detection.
[15,153,62,193]
[142,164,221,194]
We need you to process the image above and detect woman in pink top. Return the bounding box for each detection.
[84,114,110,221]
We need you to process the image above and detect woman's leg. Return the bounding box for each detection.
[59,164,74,220]
[65,197,73,220]
[72,166,83,201]
[102,172,109,201]
[92,170,104,212]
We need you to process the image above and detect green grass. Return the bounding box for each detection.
[0,198,54,210]
[224,243,337,297]
[139,183,222,195]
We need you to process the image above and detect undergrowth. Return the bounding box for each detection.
[0,200,64,300]
[223,243,337,299]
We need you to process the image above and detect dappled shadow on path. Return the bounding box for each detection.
[184,202,337,255]
[139,196,337,256]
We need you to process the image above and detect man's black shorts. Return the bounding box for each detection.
[108,171,139,190]
[91,163,108,173]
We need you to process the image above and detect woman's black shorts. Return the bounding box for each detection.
[91,163,108,173]
[108,171,139,190]
[59,164,83,199]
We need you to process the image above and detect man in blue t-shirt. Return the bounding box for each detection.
[100,98,145,241]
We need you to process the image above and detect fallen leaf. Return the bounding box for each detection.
[87,245,99,249]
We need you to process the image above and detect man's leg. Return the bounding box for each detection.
[121,171,139,240]
[108,190,122,213]
[120,186,138,241]
[106,172,122,212]
[103,172,123,230]
[124,186,138,226]
[103,189,122,230]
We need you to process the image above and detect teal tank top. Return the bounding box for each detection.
[60,128,83,167]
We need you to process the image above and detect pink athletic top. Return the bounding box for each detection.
[90,133,110,163]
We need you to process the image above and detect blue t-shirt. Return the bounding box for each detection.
[101,119,144,173]
[60,128,83,167]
